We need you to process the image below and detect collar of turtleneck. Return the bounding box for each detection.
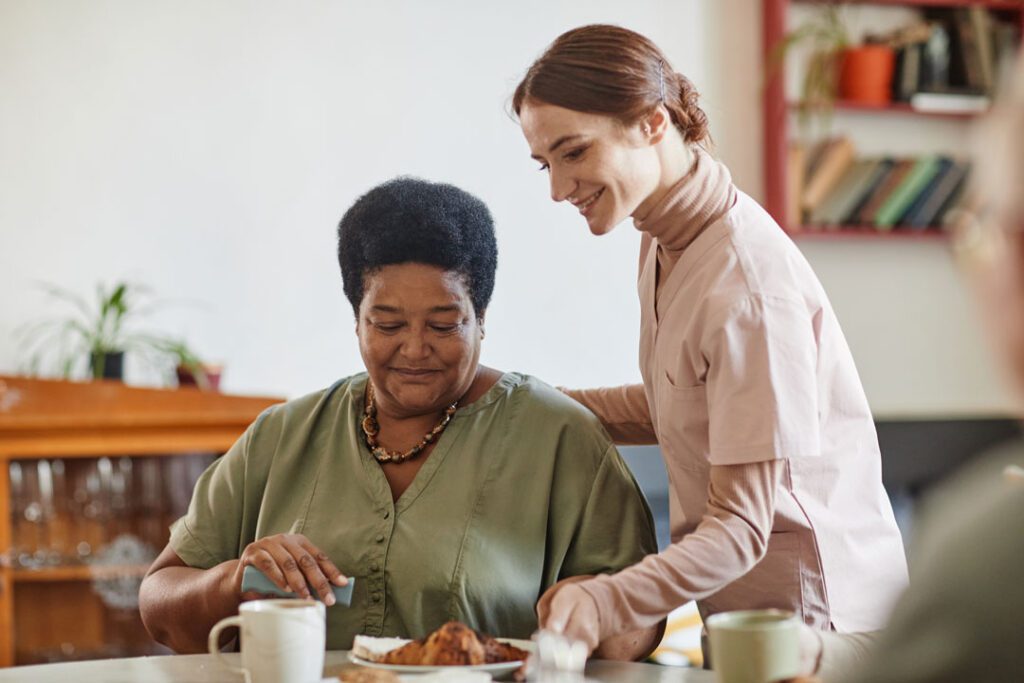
[633,146,738,254]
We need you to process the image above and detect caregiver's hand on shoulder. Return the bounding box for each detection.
[537,576,602,656]
[234,533,348,605]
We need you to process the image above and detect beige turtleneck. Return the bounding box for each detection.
[639,146,737,310]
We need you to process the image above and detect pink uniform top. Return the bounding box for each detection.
[571,150,908,637]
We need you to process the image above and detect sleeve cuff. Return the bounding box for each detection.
[710,440,821,465]
[576,574,625,643]
[168,516,219,569]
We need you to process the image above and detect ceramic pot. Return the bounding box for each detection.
[176,364,223,391]
[839,45,896,105]
[90,351,124,381]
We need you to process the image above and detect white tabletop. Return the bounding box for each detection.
[0,651,715,682]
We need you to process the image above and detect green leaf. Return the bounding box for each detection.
[765,3,850,139]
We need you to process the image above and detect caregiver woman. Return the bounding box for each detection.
[513,24,909,655]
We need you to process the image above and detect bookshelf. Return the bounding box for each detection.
[0,376,282,667]
[763,0,1024,238]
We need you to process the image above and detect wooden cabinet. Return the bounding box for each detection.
[762,0,1024,238]
[0,375,282,667]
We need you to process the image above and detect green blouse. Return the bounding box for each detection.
[170,372,657,648]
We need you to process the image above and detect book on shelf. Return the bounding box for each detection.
[946,6,1002,94]
[904,160,969,229]
[952,8,985,92]
[840,158,895,226]
[889,20,937,101]
[893,42,922,103]
[940,195,970,232]
[897,157,954,228]
[808,160,877,228]
[875,156,943,230]
[823,159,889,229]
[854,159,914,227]
[800,137,855,218]
[804,138,832,180]
[969,6,996,94]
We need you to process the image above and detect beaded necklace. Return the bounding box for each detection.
[360,383,458,464]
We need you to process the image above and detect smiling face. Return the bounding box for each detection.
[519,101,663,235]
[357,263,483,419]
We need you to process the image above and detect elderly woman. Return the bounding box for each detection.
[138,177,659,658]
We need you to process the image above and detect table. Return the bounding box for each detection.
[0,651,715,682]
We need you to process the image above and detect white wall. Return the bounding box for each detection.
[0,0,1014,417]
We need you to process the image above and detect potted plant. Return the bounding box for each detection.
[20,282,146,380]
[773,4,908,121]
[18,281,211,385]
[157,338,223,392]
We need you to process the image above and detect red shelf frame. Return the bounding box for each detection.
[791,226,951,239]
[762,0,1024,238]
[795,0,1024,10]
[788,99,986,118]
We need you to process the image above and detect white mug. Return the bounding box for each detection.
[706,609,800,683]
[208,599,326,683]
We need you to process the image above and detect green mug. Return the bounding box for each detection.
[706,609,801,683]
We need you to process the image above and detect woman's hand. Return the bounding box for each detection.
[234,533,348,606]
[537,576,602,656]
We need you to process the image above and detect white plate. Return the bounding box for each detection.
[346,638,532,676]
[325,676,495,683]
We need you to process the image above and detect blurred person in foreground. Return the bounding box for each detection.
[138,177,660,659]
[791,58,1024,683]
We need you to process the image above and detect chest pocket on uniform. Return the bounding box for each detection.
[655,373,710,470]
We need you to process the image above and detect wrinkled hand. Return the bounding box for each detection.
[234,533,348,606]
[536,576,601,656]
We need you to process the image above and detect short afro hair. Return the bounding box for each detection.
[337,177,498,318]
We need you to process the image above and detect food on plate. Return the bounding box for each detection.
[341,672,491,683]
[357,621,529,666]
[338,670,400,683]
[351,636,412,663]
